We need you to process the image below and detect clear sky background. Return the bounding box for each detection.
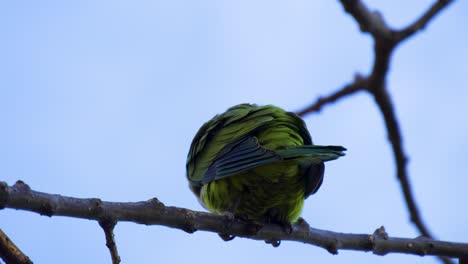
[1,1,467,263]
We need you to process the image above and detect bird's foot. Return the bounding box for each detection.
[263,208,294,234]
[261,217,292,247]
[218,233,236,241]
[265,239,281,247]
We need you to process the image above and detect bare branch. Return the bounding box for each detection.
[298,2,456,263]
[339,0,454,43]
[372,86,425,234]
[339,0,392,39]
[0,229,33,264]
[296,74,367,116]
[99,219,121,264]
[1,181,468,260]
[0,1,459,263]
[396,0,454,42]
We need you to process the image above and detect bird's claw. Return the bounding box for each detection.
[265,239,281,247]
[218,233,236,241]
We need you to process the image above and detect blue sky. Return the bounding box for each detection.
[1,1,467,263]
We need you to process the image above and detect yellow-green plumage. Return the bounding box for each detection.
[186,104,345,223]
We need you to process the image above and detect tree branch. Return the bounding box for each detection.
[0,1,458,263]
[395,0,454,42]
[1,181,468,260]
[296,74,367,116]
[298,1,455,263]
[99,219,121,264]
[0,228,33,264]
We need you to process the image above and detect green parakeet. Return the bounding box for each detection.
[186,103,345,224]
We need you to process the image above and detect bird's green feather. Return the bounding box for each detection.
[186,103,345,223]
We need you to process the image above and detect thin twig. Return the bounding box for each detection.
[296,74,367,116]
[99,219,121,264]
[0,229,33,264]
[395,0,454,42]
[1,181,467,259]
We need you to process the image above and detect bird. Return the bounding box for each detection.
[186,103,345,226]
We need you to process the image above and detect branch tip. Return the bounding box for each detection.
[396,0,454,42]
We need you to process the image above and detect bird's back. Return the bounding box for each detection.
[186,103,344,223]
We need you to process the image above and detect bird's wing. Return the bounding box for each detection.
[187,104,280,186]
[198,140,345,186]
[199,136,282,185]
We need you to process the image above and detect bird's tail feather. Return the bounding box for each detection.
[276,145,346,162]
